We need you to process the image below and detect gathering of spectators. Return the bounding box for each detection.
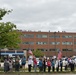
[2,55,76,72]
[27,56,76,72]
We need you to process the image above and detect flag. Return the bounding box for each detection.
[57,50,62,60]
[28,50,33,55]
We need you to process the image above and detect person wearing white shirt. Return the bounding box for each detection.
[55,59,60,72]
[28,58,33,72]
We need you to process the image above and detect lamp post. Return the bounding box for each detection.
[54,32,56,56]
[0,49,1,59]
[0,49,1,67]
[66,41,67,57]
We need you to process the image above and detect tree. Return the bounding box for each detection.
[33,49,44,57]
[0,8,11,20]
[0,8,21,49]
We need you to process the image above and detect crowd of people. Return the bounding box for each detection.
[3,55,76,72]
[27,56,75,72]
[3,56,26,72]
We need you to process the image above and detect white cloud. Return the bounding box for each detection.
[0,0,76,32]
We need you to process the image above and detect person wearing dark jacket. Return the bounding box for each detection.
[39,58,43,72]
[51,59,55,72]
[60,60,63,72]
[15,59,20,71]
[4,59,9,72]
[43,58,47,72]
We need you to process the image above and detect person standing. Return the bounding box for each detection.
[39,58,43,72]
[28,57,33,72]
[15,56,20,71]
[33,57,37,72]
[65,59,68,71]
[21,56,26,69]
[15,59,20,71]
[70,60,75,72]
[51,59,55,72]
[9,60,13,72]
[43,58,47,72]
[47,59,51,72]
[56,59,59,72]
[60,60,63,72]
[4,59,9,72]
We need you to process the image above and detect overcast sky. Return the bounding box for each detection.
[0,0,76,32]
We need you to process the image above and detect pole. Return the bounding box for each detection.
[48,31,49,56]
[54,32,56,56]
[66,41,67,57]
[0,49,1,67]
[0,49,1,61]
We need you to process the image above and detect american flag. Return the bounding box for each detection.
[57,50,62,60]
[28,50,33,55]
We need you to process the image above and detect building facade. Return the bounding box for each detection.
[18,31,76,57]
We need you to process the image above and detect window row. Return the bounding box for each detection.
[22,42,73,45]
[23,34,76,38]
[22,48,73,51]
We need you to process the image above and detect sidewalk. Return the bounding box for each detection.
[0,74,76,75]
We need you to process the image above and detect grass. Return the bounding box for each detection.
[0,71,76,75]
[0,70,76,74]
[0,67,76,74]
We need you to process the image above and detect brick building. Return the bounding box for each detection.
[18,30,76,57]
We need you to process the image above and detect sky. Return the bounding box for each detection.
[0,0,76,32]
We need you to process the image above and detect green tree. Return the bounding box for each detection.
[0,8,11,20]
[33,49,44,57]
[0,8,21,49]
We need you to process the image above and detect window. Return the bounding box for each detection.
[49,49,55,51]
[50,42,60,45]
[74,42,76,44]
[50,42,55,45]
[68,49,72,51]
[49,35,60,38]
[23,42,29,44]
[62,48,72,51]
[74,49,76,51]
[56,42,60,45]
[74,36,76,38]
[62,49,68,51]
[23,42,34,45]
[62,35,72,38]
[23,34,34,38]
[67,42,72,45]
[36,42,47,45]
[36,34,47,38]
[62,42,72,45]
[37,49,46,51]
[62,42,66,45]
[41,49,44,51]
